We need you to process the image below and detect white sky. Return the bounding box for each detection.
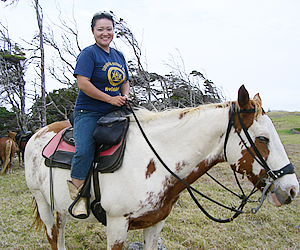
[1,0,300,111]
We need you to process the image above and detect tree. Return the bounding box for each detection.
[45,83,78,124]
[33,0,46,127]
[28,83,77,130]
[43,5,80,87]
[0,22,28,130]
[113,14,224,110]
[0,107,18,135]
[40,8,225,115]
[1,0,47,129]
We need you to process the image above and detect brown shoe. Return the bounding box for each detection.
[67,180,88,217]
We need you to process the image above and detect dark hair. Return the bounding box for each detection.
[91,11,115,30]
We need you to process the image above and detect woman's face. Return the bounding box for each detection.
[92,18,114,52]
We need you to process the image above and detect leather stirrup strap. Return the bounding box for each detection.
[68,165,92,219]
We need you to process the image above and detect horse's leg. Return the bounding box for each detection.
[143,220,166,250]
[9,151,15,174]
[106,216,129,250]
[33,190,60,250]
[56,212,67,250]
[0,140,12,175]
[17,151,21,167]
[21,151,24,166]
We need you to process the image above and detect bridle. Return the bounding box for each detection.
[223,102,295,214]
[224,102,294,181]
[128,101,295,223]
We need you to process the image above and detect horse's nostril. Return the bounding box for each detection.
[290,188,296,199]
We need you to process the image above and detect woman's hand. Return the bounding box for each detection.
[109,95,127,107]
[77,75,130,106]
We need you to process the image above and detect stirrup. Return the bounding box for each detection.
[68,195,90,219]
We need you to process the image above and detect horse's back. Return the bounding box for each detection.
[25,120,71,190]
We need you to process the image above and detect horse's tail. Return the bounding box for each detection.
[30,198,45,232]
[1,139,13,175]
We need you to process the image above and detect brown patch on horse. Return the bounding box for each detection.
[34,120,71,139]
[146,159,156,179]
[175,161,187,172]
[111,241,124,250]
[232,138,269,190]
[46,224,58,250]
[128,156,222,230]
[47,120,71,133]
[128,192,179,230]
[178,111,188,120]
[232,85,262,133]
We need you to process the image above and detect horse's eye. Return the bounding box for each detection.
[257,136,269,143]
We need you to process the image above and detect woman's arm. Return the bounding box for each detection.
[77,75,127,107]
[121,80,130,97]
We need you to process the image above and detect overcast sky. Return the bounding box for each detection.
[1,0,300,111]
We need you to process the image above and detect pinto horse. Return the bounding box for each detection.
[24,85,299,250]
[0,136,18,175]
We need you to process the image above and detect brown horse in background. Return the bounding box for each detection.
[8,130,32,167]
[0,136,18,175]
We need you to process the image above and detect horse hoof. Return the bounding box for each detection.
[127,238,167,250]
[128,242,143,250]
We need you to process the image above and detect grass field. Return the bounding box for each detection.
[0,111,299,249]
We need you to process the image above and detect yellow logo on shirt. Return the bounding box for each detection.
[108,66,125,86]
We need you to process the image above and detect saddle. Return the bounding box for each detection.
[42,112,129,173]
[15,131,33,147]
[42,109,130,224]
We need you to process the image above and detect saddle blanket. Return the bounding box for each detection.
[42,127,125,173]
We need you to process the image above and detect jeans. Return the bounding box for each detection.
[70,110,105,180]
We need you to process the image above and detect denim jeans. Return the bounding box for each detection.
[70,110,105,180]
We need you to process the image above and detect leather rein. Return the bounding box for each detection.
[128,101,295,223]
[223,103,295,214]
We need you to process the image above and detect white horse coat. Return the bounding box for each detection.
[25,86,299,250]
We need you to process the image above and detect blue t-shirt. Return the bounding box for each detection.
[74,44,129,113]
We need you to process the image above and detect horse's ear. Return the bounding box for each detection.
[253,93,262,106]
[237,85,250,109]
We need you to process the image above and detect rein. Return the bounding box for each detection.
[128,101,295,223]
[223,103,295,213]
[128,102,244,222]
[224,103,294,181]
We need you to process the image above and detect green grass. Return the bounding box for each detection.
[1,165,300,249]
[1,111,300,249]
[268,111,300,145]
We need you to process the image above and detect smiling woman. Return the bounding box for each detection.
[92,12,115,52]
[67,11,130,218]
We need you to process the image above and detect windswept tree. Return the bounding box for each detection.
[113,14,224,110]
[35,8,225,118]
[0,22,28,130]
[1,0,47,128]
[32,0,46,127]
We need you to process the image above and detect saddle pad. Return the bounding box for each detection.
[42,126,125,172]
[42,127,75,159]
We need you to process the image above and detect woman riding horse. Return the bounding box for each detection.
[24,85,299,250]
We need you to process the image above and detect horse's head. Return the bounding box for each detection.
[8,131,17,140]
[225,85,299,207]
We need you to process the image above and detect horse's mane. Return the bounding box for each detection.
[130,102,230,123]
[130,98,262,123]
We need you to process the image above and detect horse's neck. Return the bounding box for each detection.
[140,106,229,171]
